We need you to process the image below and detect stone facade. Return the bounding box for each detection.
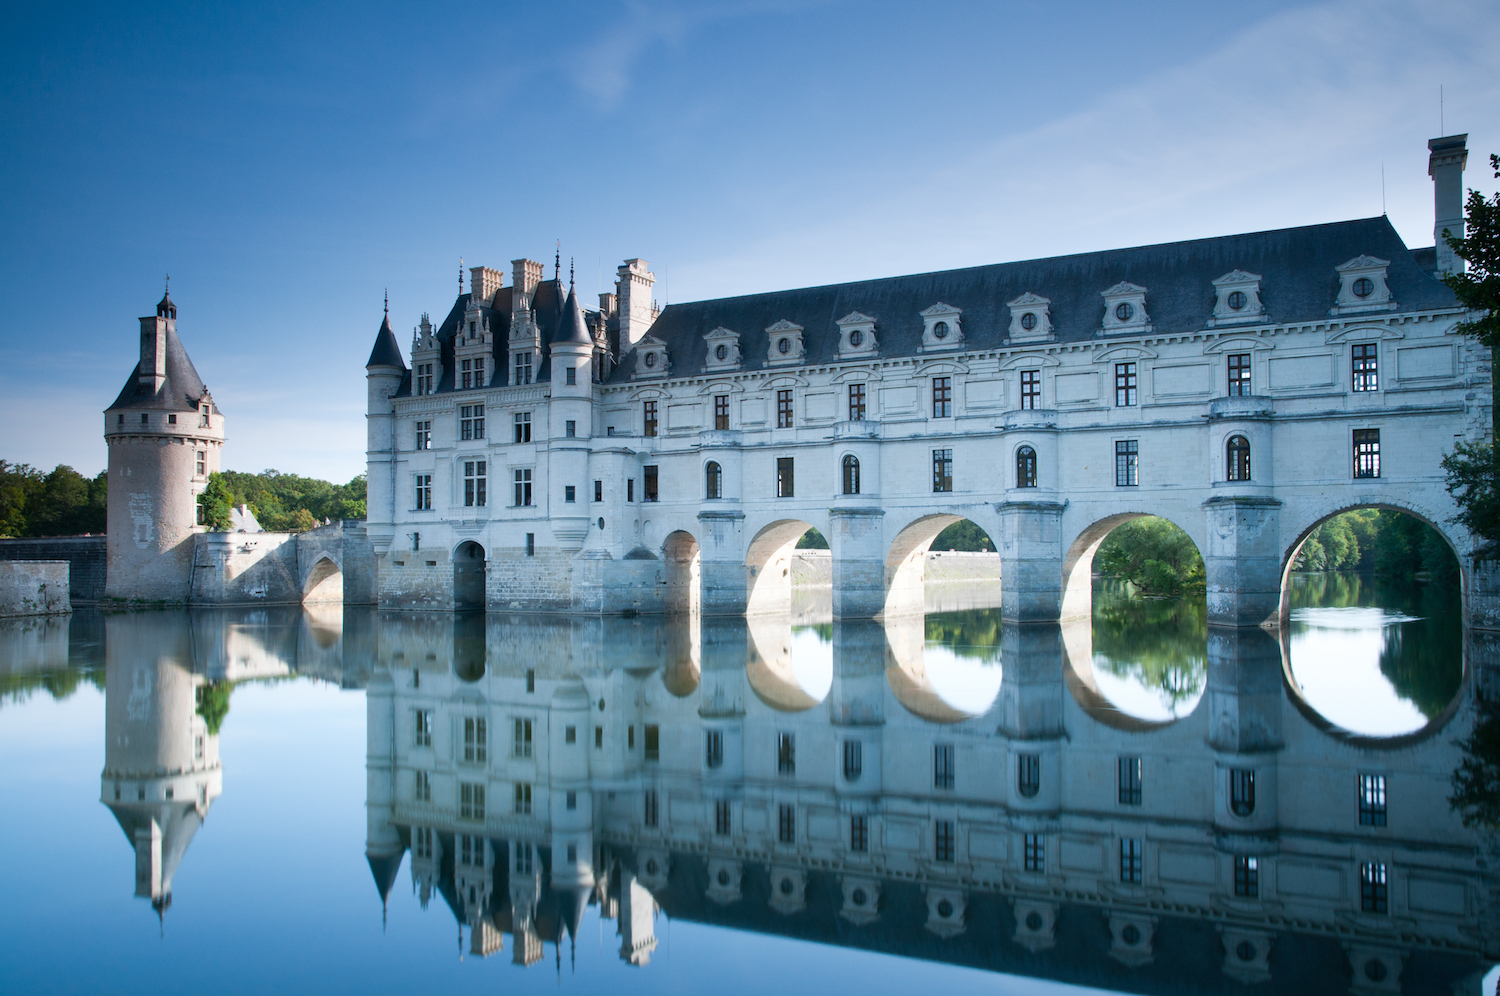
[0,536,106,602]
[0,561,71,616]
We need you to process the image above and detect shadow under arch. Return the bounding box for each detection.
[662,610,701,697]
[1059,617,1201,732]
[882,612,1000,724]
[745,518,818,617]
[453,540,486,610]
[883,513,999,618]
[745,613,829,712]
[302,554,343,604]
[662,530,701,615]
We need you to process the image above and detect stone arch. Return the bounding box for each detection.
[746,613,830,712]
[883,512,1000,617]
[663,530,701,615]
[745,518,818,616]
[453,540,486,610]
[302,554,343,604]
[883,613,1001,723]
[1061,511,1206,622]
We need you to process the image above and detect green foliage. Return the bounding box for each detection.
[1293,508,1458,581]
[1094,517,1205,595]
[196,472,234,531]
[1442,441,1500,562]
[1091,580,1207,712]
[930,519,995,552]
[0,666,104,707]
[213,470,366,532]
[0,462,107,537]
[1450,693,1500,830]
[924,608,1002,660]
[795,527,828,549]
[195,680,232,735]
[1441,153,1500,352]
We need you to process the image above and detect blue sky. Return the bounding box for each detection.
[2,0,1496,482]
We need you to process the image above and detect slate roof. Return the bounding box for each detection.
[365,313,405,369]
[106,322,211,412]
[615,216,1459,383]
[552,287,594,345]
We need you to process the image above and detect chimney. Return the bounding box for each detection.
[469,266,504,306]
[1429,134,1468,275]
[511,259,544,314]
[598,292,618,318]
[138,315,168,394]
[616,259,657,349]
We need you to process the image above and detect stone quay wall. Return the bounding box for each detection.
[0,536,106,604]
[0,561,72,616]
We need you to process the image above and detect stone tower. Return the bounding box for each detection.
[103,291,225,600]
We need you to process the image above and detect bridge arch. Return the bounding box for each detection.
[883,512,1000,617]
[302,554,343,604]
[1061,512,1206,622]
[663,530,701,614]
[745,517,821,616]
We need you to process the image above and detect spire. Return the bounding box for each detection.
[551,286,594,345]
[569,257,575,293]
[555,241,561,281]
[366,298,406,369]
[156,275,176,320]
[459,258,465,296]
[384,288,389,317]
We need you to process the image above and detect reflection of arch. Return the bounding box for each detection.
[663,530,701,614]
[663,611,701,696]
[745,614,829,711]
[746,519,816,616]
[883,615,1000,723]
[1060,618,1193,732]
[453,541,486,610]
[303,555,343,604]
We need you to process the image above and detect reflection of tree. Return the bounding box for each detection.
[1091,582,1207,713]
[1450,694,1500,829]
[0,667,103,706]
[924,609,1002,661]
[195,680,233,735]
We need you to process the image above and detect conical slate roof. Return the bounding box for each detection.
[367,850,405,904]
[106,322,209,412]
[366,312,406,369]
[551,287,594,345]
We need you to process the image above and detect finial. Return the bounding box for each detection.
[459,258,464,295]
[555,240,561,280]
[384,288,389,317]
[569,257,575,292]
[164,273,170,295]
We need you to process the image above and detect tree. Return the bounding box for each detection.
[1450,693,1500,829]
[196,473,234,531]
[1094,516,1205,595]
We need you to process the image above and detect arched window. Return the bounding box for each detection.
[705,461,722,500]
[1226,435,1251,481]
[842,454,860,495]
[1016,446,1038,488]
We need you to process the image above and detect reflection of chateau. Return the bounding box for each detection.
[365,611,1498,992]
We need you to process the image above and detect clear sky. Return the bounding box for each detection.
[2,0,1496,482]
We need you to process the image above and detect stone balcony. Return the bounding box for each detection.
[833,419,881,440]
[1208,395,1274,420]
[1003,408,1059,431]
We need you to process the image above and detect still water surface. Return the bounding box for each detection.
[0,576,1491,995]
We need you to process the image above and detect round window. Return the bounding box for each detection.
[645,859,659,875]
[1236,941,1256,962]
[1020,312,1037,331]
[849,329,863,347]
[851,888,867,906]
[1121,925,1141,946]
[933,321,949,339]
[778,337,790,354]
[715,343,728,361]
[717,869,731,887]
[1353,277,1375,298]
[1115,302,1134,322]
[936,899,954,918]
[779,878,794,895]
[1227,290,1247,310]
[1364,959,1388,982]
[644,352,657,368]
[597,517,605,530]
[1025,912,1044,931]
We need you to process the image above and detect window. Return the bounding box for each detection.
[514,718,533,758]
[194,734,204,761]
[644,789,659,828]
[416,362,434,395]
[414,709,433,747]
[567,843,577,862]
[463,461,487,507]
[1360,862,1389,913]
[933,744,955,790]
[594,480,603,502]
[1024,833,1044,872]
[643,400,658,437]
[705,729,723,769]
[595,726,603,749]
[415,474,433,510]
[705,461,722,499]
[1115,362,1138,406]
[459,782,485,821]
[777,732,796,775]
[141,413,148,424]
[415,420,431,450]
[1120,838,1143,883]
[1226,435,1251,481]
[1017,446,1037,488]
[1359,774,1388,826]
[513,411,531,443]
[831,453,858,497]
[514,842,533,874]
[458,404,483,441]
[644,465,659,502]
[1017,753,1040,798]
[1233,855,1258,897]
[565,419,576,438]
[514,782,532,815]
[460,834,484,868]
[778,804,796,844]
[165,414,175,425]
[1021,370,1041,409]
[525,669,535,693]
[564,485,576,503]
[715,800,732,836]
[415,770,431,802]
[644,724,660,762]
[1229,768,1255,816]
[932,377,952,417]
[1352,342,1379,392]
[1353,429,1381,479]
[526,533,534,556]
[714,394,729,430]
[565,366,576,385]
[934,820,955,862]
[513,468,532,506]
[842,739,863,782]
[848,383,866,421]
[1115,440,1138,487]
[565,725,576,744]
[513,351,532,385]
[117,414,123,426]
[850,814,869,852]
[196,451,206,476]
[777,389,794,428]
[463,716,488,763]
[414,826,433,859]
[777,457,794,498]
[1228,353,1251,396]
[460,358,474,390]
[1118,757,1142,806]
[932,449,953,493]
[628,726,635,749]
[627,479,634,502]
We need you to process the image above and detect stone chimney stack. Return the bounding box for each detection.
[469,266,504,307]
[511,258,544,314]
[616,258,656,349]
[137,291,175,395]
[1429,133,1469,275]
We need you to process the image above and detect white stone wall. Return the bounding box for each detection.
[0,561,70,616]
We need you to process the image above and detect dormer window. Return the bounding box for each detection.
[1008,293,1053,342]
[920,303,963,350]
[1353,278,1374,298]
[416,363,434,395]
[1333,256,1395,314]
[1227,291,1247,310]
[200,404,211,427]
[835,312,878,358]
[1210,271,1265,326]
[704,327,742,372]
[633,334,671,379]
[765,320,805,367]
[933,321,950,339]
[514,352,532,385]
[1100,282,1151,336]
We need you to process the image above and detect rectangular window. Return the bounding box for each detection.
[932,449,953,493]
[463,716,488,763]
[1024,833,1044,872]
[169,414,177,425]
[715,394,730,430]
[196,451,206,476]
[525,670,534,693]
[628,725,635,750]
[459,404,485,440]
[1115,362,1138,406]
[514,468,532,506]
[526,533,534,556]
[715,800,732,836]
[1118,756,1142,806]
[1352,342,1379,392]
[461,358,473,390]
[414,709,433,747]
[594,480,603,502]
[460,833,483,867]
[565,419,575,438]
[1021,369,1041,409]
[565,725,576,744]
[1233,855,1259,897]
[200,404,210,427]
[848,383,866,421]
[193,734,204,761]
[933,743,955,790]
[705,729,723,769]
[416,363,434,396]
[415,420,431,450]
[415,474,432,510]
[459,782,485,821]
[414,827,433,859]
[932,376,952,417]
[644,789,659,828]
[514,842,533,874]
[567,844,577,862]
[776,457,794,498]
[564,485,576,503]
[778,803,796,844]
[850,814,869,852]
[463,461,487,507]
[514,411,531,443]
[1228,353,1252,396]
[777,732,796,775]
[1115,440,1139,487]
[514,718,533,758]
[644,724,660,762]
[474,357,484,387]
[514,351,532,385]
[643,400,658,437]
[594,726,603,749]
[513,782,532,815]
[934,820,954,863]
[627,478,634,502]
[776,389,794,428]
[565,366,576,385]
[1359,774,1388,826]
[1353,429,1381,479]
[1120,838,1143,883]
[1360,862,1388,913]
[842,739,863,782]
[414,770,431,802]
[1017,752,1040,798]
[644,465,659,502]
[1229,768,1256,816]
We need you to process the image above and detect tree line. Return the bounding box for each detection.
[0,462,107,537]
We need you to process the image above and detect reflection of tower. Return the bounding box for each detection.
[510,842,543,966]
[99,614,223,916]
[618,871,658,965]
[365,667,404,915]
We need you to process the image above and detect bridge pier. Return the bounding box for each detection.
[697,510,748,615]
[999,501,1066,623]
[829,508,886,619]
[1203,497,1282,628]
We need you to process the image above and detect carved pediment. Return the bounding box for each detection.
[1102,281,1147,298]
[704,326,742,371]
[765,320,806,366]
[766,319,803,333]
[1333,256,1395,314]
[632,333,670,379]
[921,303,963,350]
[837,311,876,326]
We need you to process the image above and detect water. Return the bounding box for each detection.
[1,576,1493,996]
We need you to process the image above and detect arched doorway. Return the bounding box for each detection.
[663,531,701,614]
[883,514,1000,618]
[453,541,486,610]
[303,555,343,604]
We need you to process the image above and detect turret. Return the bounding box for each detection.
[365,302,406,554]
